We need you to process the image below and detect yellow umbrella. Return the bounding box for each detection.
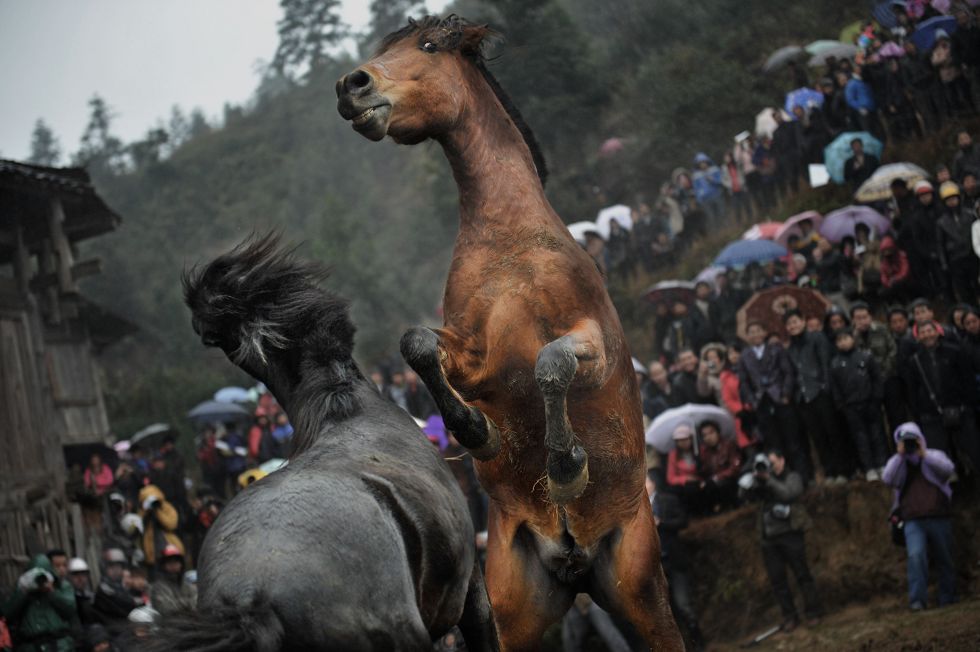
[839,20,863,46]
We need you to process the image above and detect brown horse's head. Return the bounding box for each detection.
[336,15,495,144]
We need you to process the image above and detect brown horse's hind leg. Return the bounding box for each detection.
[400,326,501,460]
[535,321,605,504]
[589,502,685,651]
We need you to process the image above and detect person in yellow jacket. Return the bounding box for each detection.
[138,484,185,568]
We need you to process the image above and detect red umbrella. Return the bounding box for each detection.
[735,286,832,342]
[742,222,783,241]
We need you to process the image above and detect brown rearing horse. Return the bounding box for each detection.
[337,16,683,652]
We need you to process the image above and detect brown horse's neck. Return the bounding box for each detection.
[436,64,561,233]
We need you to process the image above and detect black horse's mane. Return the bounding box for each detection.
[377,15,549,186]
[183,234,363,457]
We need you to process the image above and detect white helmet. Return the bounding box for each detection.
[128,606,159,624]
[68,558,89,573]
[121,513,144,536]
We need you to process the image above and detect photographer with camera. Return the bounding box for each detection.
[2,554,77,651]
[882,423,957,611]
[136,485,185,574]
[738,449,821,632]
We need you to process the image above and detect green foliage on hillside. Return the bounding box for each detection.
[75,0,867,435]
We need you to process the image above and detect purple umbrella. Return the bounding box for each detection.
[819,205,892,243]
[775,211,823,246]
[877,41,905,58]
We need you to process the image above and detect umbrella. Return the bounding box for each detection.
[595,204,632,239]
[853,162,929,203]
[872,1,903,29]
[754,108,790,139]
[784,88,824,115]
[735,286,832,343]
[131,423,172,446]
[911,15,957,52]
[713,239,788,267]
[775,211,823,246]
[598,137,624,157]
[808,43,859,67]
[804,39,847,55]
[187,400,251,424]
[695,265,727,286]
[763,45,806,73]
[741,222,783,241]
[877,41,906,58]
[643,280,696,306]
[823,132,884,184]
[645,404,736,453]
[839,20,864,46]
[113,440,131,454]
[567,221,603,245]
[63,443,119,470]
[214,386,251,403]
[820,205,892,242]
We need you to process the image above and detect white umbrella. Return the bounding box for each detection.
[854,162,929,203]
[567,221,604,244]
[131,423,172,446]
[595,204,633,239]
[754,108,790,139]
[645,404,736,454]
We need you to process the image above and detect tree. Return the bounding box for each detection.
[28,119,61,166]
[75,95,125,172]
[128,127,169,169]
[272,0,347,78]
[363,0,424,52]
[167,106,189,153]
[187,109,211,139]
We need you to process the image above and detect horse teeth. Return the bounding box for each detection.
[353,108,375,126]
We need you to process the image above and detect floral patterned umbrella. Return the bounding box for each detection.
[735,286,831,342]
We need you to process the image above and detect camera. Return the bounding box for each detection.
[770,503,792,520]
[904,439,919,454]
[753,453,772,474]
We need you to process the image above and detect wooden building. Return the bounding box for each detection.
[0,159,134,586]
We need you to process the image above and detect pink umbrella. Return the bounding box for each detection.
[878,42,905,58]
[775,211,823,246]
[598,137,624,157]
[742,221,783,240]
[819,205,892,243]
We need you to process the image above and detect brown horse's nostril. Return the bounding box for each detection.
[343,69,373,96]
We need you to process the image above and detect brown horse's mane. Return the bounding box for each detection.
[377,15,548,186]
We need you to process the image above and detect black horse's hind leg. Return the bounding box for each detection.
[401,326,501,461]
[457,558,499,652]
[535,334,589,505]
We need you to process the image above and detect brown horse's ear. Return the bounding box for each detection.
[459,23,497,57]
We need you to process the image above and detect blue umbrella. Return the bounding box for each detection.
[784,88,824,116]
[911,15,957,52]
[713,239,788,268]
[187,400,250,424]
[823,131,884,184]
[214,386,251,403]
[871,1,904,29]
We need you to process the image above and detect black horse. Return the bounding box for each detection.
[146,235,497,651]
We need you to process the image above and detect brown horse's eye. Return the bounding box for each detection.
[422,41,438,53]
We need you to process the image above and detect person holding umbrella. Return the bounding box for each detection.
[843,138,880,189]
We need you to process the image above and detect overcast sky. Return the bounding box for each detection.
[0,0,447,162]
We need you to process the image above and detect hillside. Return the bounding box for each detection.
[76,0,865,434]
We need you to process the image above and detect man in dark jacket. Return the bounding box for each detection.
[3,554,76,652]
[830,328,888,479]
[641,361,676,419]
[647,473,703,651]
[66,558,98,629]
[738,450,821,631]
[671,349,714,405]
[902,181,944,295]
[771,110,804,196]
[936,181,979,304]
[92,549,138,629]
[843,138,879,189]
[852,302,904,431]
[903,321,980,474]
[784,310,851,483]
[738,321,809,479]
[951,130,980,182]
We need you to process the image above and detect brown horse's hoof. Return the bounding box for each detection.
[468,415,501,461]
[547,460,589,505]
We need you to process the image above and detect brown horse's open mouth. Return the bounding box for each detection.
[348,104,391,141]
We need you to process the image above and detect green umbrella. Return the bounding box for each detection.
[839,20,863,46]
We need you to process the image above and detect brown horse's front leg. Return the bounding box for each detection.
[400,326,501,460]
[535,320,606,504]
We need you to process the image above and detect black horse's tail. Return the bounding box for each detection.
[141,603,285,652]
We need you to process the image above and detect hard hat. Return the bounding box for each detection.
[104,548,127,564]
[68,558,89,573]
[128,606,159,624]
[913,180,933,195]
[939,181,960,200]
[160,544,183,560]
[121,513,144,536]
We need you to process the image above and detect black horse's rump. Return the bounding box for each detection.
[151,234,498,651]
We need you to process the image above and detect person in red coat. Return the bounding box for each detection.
[720,344,755,448]
[667,424,706,513]
[879,235,916,303]
[697,420,743,511]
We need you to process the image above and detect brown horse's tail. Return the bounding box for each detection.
[138,601,285,652]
